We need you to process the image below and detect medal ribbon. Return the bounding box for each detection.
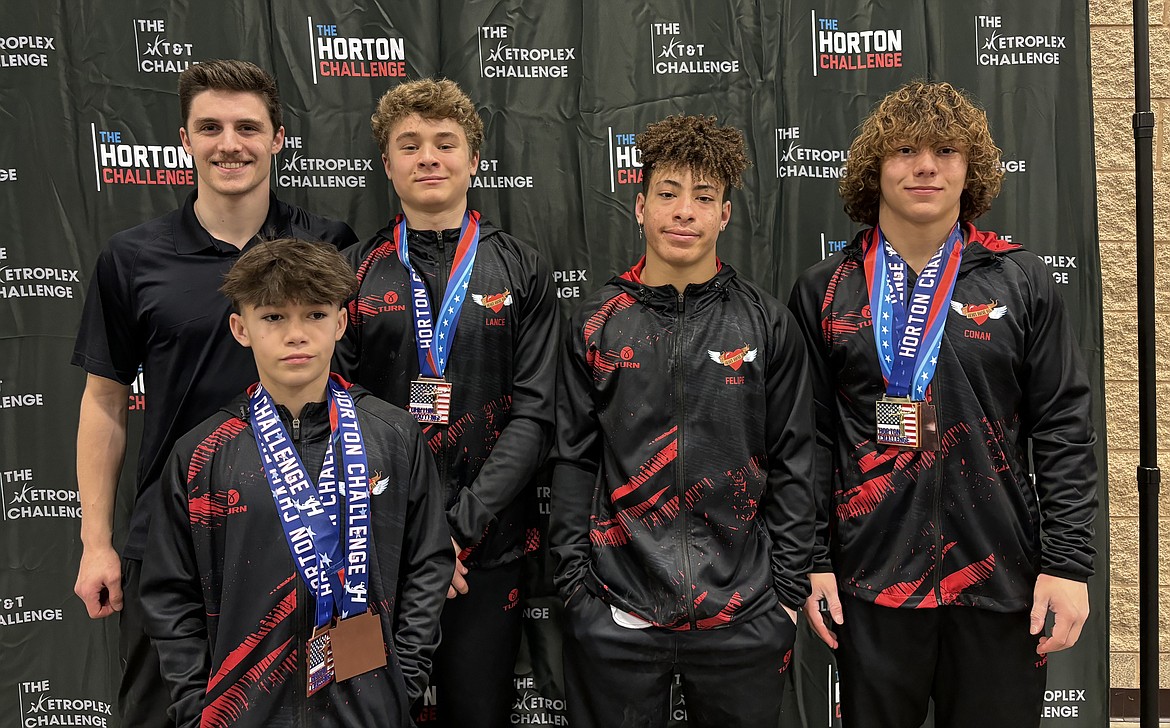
[864,224,964,400]
[395,210,481,378]
[250,376,371,629]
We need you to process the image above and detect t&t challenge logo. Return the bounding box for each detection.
[775,127,849,179]
[478,25,576,78]
[90,124,194,190]
[809,11,904,75]
[1,467,81,521]
[651,21,741,75]
[472,158,535,190]
[607,128,642,191]
[0,594,63,628]
[976,15,1066,66]
[307,17,407,82]
[18,680,113,727]
[133,19,196,73]
[0,33,56,70]
[0,378,45,410]
[0,246,80,301]
[275,135,373,189]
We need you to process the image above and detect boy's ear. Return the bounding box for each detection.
[228,312,253,348]
[334,306,348,342]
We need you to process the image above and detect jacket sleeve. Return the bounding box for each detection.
[332,242,371,383]
[448,247,560,551]
[139,447,209,728]
[1016,256,1098,581]
[787,271,840,573]
[393,420,457,700]
[548,312,599,601]
[761,304,817,609]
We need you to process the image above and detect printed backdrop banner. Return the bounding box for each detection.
[0,1,1106,726]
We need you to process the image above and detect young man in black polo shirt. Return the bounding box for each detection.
[335,78,559,728]
[72,59,356,728]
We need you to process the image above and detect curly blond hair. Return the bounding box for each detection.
[370,78,484,158]
[637,114,749,198]
[839,81,1003,225]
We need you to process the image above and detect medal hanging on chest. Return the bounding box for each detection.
[864,226,964,451]
[248,377,385,696]
[396,211,481,425]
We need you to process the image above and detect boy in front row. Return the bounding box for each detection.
[141,239,453,727]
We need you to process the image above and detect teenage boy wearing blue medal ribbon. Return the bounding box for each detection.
[335,79,559,728]
[551,115,815,728]
[789,81,1097,728]
[141,239,452,727]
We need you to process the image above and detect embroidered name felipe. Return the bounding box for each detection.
[473,289,512,326]
[951,299,1007,341]
[709,345,757,385]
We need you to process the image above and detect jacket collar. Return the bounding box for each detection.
[849,222,1023,274]
[612,256,737,314]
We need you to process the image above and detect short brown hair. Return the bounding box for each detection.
[637,115,750,200]
[371,78,484,157]
[179,59,282,132]
[220,239,357,310]
[839,81,1003,226]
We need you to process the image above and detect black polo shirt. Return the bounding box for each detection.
[72,190,357,559]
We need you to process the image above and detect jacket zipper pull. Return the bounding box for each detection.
[292,417,301,442]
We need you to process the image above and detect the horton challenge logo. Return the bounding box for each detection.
[651,21,740,75]
[607,128,642,191]
[276,135,373,189]
[307,17,407,82]
[0,34,56,69]
[478,25,575,78]
[810,11,903,75]
[817,233,850,261]
[775,127,849,179]
[128,367,146,412]
[1,467,80,521]
[90,124,194,190]
[0,246,80,301]
[133,19,196,73]
[976,15,1066,66]
[18,680,113,727]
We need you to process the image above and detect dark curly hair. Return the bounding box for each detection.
[637,114,750,199]
[839,81,1003,226]
[220,238,357,311]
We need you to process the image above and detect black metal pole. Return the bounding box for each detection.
[1132,0,1160,725]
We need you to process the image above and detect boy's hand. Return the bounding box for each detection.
[447,538,469,599]
[1031,574,1089,654]
[802,572,843,649]
[75,544,123,619]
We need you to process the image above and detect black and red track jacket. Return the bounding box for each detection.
[141,382,453,728]
[788,225,1098,612]
[550,259,816,629]
[335,218,559,568]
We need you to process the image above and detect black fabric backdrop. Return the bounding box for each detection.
[0,1,1107,726]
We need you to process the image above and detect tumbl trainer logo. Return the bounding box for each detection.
[90,124,194,191]
[810,11,903,76]
[775,127,849,179]
[651,21,740,75]
[133,19,196,73]
[976,15,1065,66]
[275,135,373,189]
[608,128,642,191]
[0,594,64,628]
[307,17,407,82]
[0,245,81,301]
[478,25,576,78]
[1,467,80,521]
[18,680,113,727]
[0,34,56,69]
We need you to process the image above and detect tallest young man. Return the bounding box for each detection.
[72,60,356,727]
[335,78,559,728]
[790,81,1097,728]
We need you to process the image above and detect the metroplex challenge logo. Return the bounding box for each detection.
[133,19,196,73]
[18,680,113,727]
[275,134,373,190]
[0,245,80,301]
[0,34,56,70]
[651,21,740,75]
[607,128,642,191]
[775,127,849,179]
[478,25,576,79]
[975,15,1066,66]
[89,124,194,191]
[1,466,80,521]
[809,11,904,76]
[306,17,407,82]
